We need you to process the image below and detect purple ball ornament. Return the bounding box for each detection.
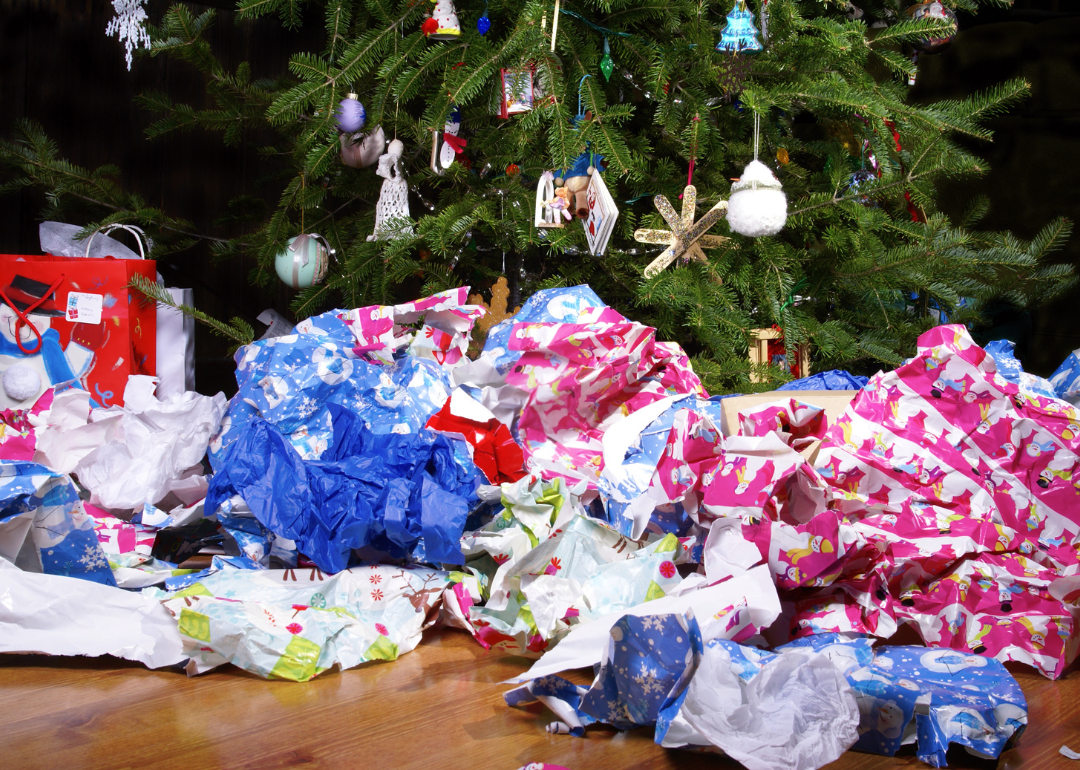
[335,93,366,134]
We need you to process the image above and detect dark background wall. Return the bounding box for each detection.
[1,0,1079,397]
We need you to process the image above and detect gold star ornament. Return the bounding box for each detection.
[635,185,730,278]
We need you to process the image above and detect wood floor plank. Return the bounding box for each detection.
[1,629,1076,770]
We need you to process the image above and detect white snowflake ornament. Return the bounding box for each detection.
[106,0,152,72]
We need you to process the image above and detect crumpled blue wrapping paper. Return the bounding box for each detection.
[0,460,116,586]
[481,285,608,375]
[777,369,869,391]
[205,405,481,573]
[1049,346,1080,404]
[984,339,1057,399]
[209,312,451,467]
[778,634,1027,767]
[580,612,703,729]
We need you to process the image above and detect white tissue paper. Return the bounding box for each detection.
[0,559,184,668]
[35,376,226,510]
[669,644,860,770]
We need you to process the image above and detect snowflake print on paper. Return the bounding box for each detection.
[309,592,326,608]
[371,588,384,601]
[79,544,109,571]
[370,573,383,584]
[106,0,151,71]
[658,560,677,579]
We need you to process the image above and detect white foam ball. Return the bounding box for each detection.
[3,363,41,402]
[726,159,788,238]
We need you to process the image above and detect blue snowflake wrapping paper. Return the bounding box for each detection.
[579,612,704,729]
[481,285,609,375]
[984,340,1057,399]
[777,369,870,391]
[209,314,452,466]
[503,675,597,736]
[0,460,115,586]
[205,405,480,573]
[778,634,1028,767]
[1048,346,1080,404]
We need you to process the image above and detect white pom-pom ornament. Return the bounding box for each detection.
[2,363,41,402]
[726,160,787,237]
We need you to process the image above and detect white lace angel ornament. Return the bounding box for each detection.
[368,139,414,241]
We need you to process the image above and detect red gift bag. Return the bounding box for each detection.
[0,254,157,409]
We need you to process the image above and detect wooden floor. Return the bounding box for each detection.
[1,628,1077,770]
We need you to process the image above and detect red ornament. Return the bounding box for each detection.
[506,163,521,176]
[421,17,438,35]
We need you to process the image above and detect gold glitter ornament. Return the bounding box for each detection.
[635,185,730,277]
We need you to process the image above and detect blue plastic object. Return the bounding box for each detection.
[205,406,480,573]
[777,369,868,391]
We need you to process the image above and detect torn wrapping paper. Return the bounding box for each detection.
[481,286,705,490]
[689,325,1080,677]
[425,389,526,484]
[321,287,486,367]
[1049,347,1080,404]
[504,676,597,736]
[985,340,1056,399]
[466,514,684,655]
[481,285,609,375]
[147,564,449,681]
[0,558,184,667]
[579,612,703,729]
[506,564,781,683]
[0,389,53,461]
[657,638,859,770]
[206,404,480,573]
[779,634,1027,767]
[777,369,869,391]
[210,316,455,465]
[0,460,115,585]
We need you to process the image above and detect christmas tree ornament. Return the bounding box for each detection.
[727,113,787,237]
[506,163,521,176]
[430,106,466,175]
[535,170,570,228]
[716,0,764,54]
[477,1,490,34]
[340,125,386,168]
[907,1,957,53]
[424,0,461,40]
[106,0,151,71]
[554,149,605,220]
[334,93,366,134]
[635,186,730,277]
[582,168,619,256]
[368,139,414,241]
[274,234,332,290]
[845,168,879,207]
[728,161,787,236]
[499,66,537,118]
[600,36,614,81]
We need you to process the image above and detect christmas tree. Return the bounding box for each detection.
[1,0,1074,391]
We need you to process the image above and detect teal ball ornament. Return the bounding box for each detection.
[275,234,331,289]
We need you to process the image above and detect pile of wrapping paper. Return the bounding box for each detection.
[3,284,1080,769]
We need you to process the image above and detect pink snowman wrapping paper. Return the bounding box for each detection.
[698,325,1080,679]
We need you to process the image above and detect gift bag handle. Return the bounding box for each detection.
[0,273,67,355]
[84,224,148,259]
